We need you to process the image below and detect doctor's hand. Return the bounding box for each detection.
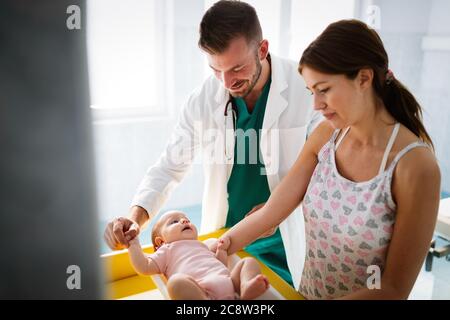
[245,203,277,239]
[104,216,140,250]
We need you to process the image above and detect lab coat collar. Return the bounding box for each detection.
[263,55,288,130]
[214,86,228,128]
[214,80,228,105]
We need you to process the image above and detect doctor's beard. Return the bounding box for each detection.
[229,53,262,99]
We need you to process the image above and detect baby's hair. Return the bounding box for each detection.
[151,210,187,251]
[151,217,163,251]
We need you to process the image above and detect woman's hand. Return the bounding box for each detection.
[217,236,231,251]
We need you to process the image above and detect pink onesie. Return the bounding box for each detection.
[149,240,236,300]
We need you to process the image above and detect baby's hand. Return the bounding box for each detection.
[215,237,231,266]
[217,236,231,251]
[128,237,140,247]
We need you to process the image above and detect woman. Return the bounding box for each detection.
[218,19,441,299]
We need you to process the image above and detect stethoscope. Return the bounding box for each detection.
[224,96,237,160]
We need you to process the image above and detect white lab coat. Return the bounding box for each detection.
[131,55,320,289]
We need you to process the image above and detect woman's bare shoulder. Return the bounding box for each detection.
[306,120,337,155]
[394,125,440,187]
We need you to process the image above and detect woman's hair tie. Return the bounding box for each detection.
[386,69,394,85]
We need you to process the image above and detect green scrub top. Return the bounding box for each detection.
[226,78,293,286]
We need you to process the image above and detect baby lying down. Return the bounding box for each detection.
[128,210,269,300]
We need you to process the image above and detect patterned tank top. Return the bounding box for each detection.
[299,123,428,299]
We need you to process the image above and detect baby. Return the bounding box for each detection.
[128,210,269,300]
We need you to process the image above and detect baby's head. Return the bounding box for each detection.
[151,210,198,250]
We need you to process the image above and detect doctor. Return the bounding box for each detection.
[104,0,318,289]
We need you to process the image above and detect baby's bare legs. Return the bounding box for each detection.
[230,257,269,300]
[167,274,208,300]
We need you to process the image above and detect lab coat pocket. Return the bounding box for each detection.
[279,125,308,177]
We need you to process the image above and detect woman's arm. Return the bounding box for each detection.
[128,238,160,276]
[339,146,441,299]
[223,121,333,255]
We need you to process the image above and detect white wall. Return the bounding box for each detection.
[359,0,450,192]
[370,0,431,94]
[420,0,450,192]
[93,117,205,221]
[93,0,206,221]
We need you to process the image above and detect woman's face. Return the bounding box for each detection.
[301,66,367,129]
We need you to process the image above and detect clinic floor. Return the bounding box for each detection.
[410,237,450,299]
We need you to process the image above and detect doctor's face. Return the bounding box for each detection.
[206,37,264,98]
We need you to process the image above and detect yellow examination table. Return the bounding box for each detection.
[101,229,304,300]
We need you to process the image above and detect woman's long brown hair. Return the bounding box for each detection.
[299,19,433,149]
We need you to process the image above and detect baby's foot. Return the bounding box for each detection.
[240,274,269,300]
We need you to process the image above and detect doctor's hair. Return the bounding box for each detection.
[299,19,434,149]
[199,0,263,54]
